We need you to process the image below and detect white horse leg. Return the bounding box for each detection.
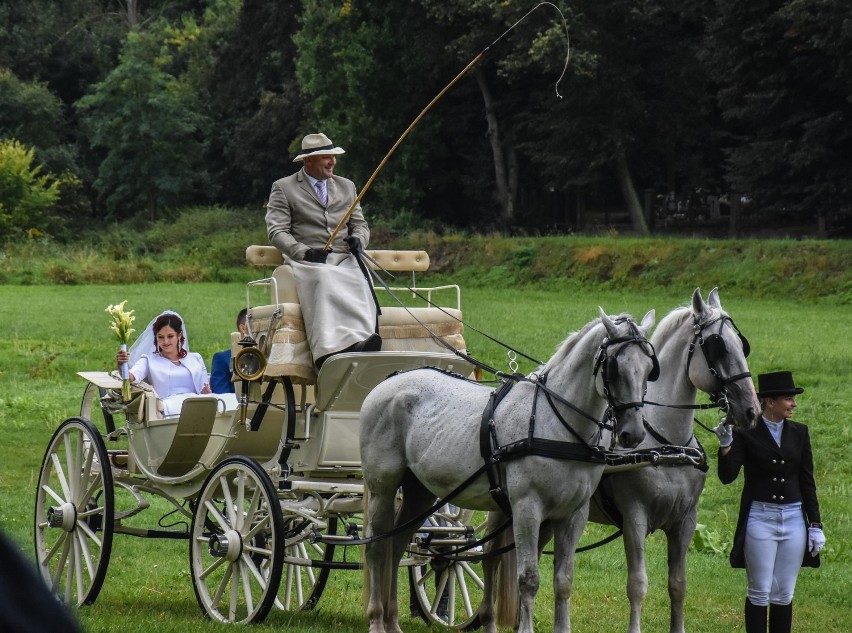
[551,511,587,633]
[365,488,399,633]
[512,504,543,633]
[666,518,696,633]
[623,517,650,633]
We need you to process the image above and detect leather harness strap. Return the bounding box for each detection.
[478,375,609,518]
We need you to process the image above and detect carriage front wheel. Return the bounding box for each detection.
[190,456,285,624]
[34,416,114,607]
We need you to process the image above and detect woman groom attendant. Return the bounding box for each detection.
[714,371,825,633]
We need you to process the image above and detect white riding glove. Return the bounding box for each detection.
[808,527,826,556]
[713,418,733,447]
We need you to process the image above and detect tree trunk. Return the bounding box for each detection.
[614,147,650,235]
[473,67,513,223]
[122,0,140,28]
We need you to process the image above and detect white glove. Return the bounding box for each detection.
[713,419,733,447]
[808,527,826,556]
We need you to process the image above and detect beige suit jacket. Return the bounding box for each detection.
[265,168,370,260]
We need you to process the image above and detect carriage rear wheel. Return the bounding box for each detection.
[408,508,485,630]
[34,417,114,606]
[190,456,285,624]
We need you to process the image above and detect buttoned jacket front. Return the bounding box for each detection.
[265,168,370,260]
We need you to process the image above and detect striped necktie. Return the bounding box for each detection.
[315,180,328,205]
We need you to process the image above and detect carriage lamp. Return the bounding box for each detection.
[233,339,266,382]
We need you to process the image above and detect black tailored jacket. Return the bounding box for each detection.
[718,419,821,568]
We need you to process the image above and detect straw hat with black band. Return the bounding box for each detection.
[293,133,345,162]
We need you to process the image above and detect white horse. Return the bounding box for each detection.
[360,309,657,633]
[588,288,759,633]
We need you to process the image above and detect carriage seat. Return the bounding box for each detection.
[244,246,466,383]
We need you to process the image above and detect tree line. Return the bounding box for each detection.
[1,0,850,241]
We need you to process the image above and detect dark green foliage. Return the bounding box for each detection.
[76,28,209,219]
[204,0,307,205]
[1,0,851,237]
[705,0,852,222]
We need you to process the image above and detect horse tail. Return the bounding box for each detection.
[494,524,519,629]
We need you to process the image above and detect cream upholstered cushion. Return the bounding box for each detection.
[242,247,464,381]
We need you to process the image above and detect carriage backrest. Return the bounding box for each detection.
[245,245,431,306]
[155,397,219,476]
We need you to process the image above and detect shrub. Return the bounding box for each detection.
[0,139,61,238]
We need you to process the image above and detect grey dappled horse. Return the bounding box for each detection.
[589,288,758,633]
[360,309,656,633]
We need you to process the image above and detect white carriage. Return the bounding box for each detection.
[34,247,485,626]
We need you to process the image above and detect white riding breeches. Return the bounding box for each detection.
[744,501,806,606]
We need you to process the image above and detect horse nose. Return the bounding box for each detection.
[618,428,643,449]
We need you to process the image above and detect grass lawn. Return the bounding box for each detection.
[0,281,849,632]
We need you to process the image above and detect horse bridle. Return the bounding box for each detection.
[593,334,660,412]
[685,314,751,411]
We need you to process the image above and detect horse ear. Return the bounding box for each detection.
[707,287,721,308]
[599,307,616,336]
[639,309,655,334]
[691,287,708,318]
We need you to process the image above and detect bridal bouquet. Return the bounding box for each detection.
[106,300,136,401]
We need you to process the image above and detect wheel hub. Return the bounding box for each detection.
[208,530,243,562]
[47,503,77,532]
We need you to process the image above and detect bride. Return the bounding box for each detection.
[116,310,212,416]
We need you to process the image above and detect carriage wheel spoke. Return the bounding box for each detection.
[211,563,233,609]
[73,530,85,603]
[234,473,246,531]
[197,546,226,581]
[41,482,66,507]
[204,499,230,532]
[75,528,97,582]
[220,475,236,526]
[455,563,474,617]
[296,542,317,585]
[229,563,240,621]
[459,560,485,590]
[241,552,270,587]
[240,561,255,616]
[77,443,95,505]
[51,452,71,501]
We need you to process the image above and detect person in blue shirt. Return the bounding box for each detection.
[211,309,247,394]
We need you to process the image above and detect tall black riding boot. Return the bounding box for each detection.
[769,602,793,633]
[744,598,768,633]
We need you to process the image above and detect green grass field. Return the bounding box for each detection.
[1,281,849,632]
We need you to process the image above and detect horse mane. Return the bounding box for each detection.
[542,313,637,373]
[652,306,691,346]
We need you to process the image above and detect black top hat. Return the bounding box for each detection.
[756,371,804,398]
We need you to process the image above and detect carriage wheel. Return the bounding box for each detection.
[409,508,486,630]
[190,456,284,624]
[34,417,114,606]
[274,514,340,611]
